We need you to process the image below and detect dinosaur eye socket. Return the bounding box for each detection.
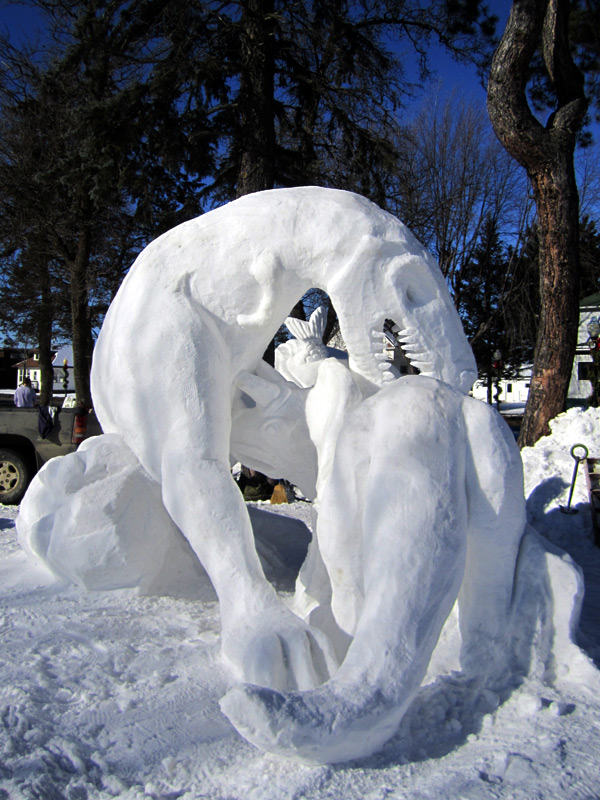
[264,421,280,436]
[389,258,435,307]
[401,275,436,307]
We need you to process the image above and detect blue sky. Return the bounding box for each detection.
[0,0,597,217]
[408,0,513,100]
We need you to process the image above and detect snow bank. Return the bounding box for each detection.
[522,406,600,548]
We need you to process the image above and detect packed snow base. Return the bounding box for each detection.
[2,408,600,798]
[9,187,600,773]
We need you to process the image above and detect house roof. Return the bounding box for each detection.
[13,357,40,369]
[12,345,73,370]
[580,291,600,307]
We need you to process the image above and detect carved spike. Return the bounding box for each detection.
[235,370,281,407]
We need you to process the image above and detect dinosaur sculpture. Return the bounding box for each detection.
[90,187,477,690]
[225,351,596,764]
[16,187,594,764]
[225,358,526,762]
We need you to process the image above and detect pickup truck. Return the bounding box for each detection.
[0,404,102,504]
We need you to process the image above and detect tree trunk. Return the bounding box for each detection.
[70,227,94,408]
[236,0,276,197]
[486,0,588,447]
[237,0,275,197]
[235,0,277,366]
[520,155,581,444]
[37,263,55,407]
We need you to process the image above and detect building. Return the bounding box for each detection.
[470,365,531,411]
[0,346,27,390]
[12,345,75,394]
[470,293,600,413]
[568,291,600,405]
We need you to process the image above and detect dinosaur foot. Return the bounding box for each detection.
[220,681,404,764]
[221,607,339,692]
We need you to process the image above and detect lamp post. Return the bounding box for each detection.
[493,349,502,411]
[587,316,600,346]
[587,317,600,405]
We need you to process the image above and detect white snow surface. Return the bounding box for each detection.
[1,407,600,798]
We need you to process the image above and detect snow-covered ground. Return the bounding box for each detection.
[2,407,600,799]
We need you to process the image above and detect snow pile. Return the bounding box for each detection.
[522,406,600,547]
[1,406,600,797]
[17,434,211,597]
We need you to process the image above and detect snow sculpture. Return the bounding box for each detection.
[89,187,477,690]
[275,305,347,387]
[15,186,595,765]
[223,358,595,763]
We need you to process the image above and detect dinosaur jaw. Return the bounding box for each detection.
[347,314,476,395]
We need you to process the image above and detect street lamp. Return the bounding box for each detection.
[587,316,600,348]
[493,349,502,411]
[587,317,600,405]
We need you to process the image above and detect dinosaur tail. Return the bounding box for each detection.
[219,649,428,765]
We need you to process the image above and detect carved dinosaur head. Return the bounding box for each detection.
[324,228,477,394]
[231,363,318,499]
[226,187,476,395]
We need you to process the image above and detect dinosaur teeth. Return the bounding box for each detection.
[397,335,420,347]
[411,361,434,372]
[367,321,435,383]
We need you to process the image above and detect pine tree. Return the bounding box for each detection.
[0,0,218,404]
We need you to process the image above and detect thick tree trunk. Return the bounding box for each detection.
[70,227,94,408]
[520,156,581,444]
[486,0,588,447]
[236,0,276,197]
[235,0,277,367]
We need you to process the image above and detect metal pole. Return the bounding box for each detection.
[560,443,589,514]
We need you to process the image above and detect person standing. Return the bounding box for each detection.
[14,377,38,408]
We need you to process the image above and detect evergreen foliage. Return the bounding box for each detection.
[0,0,597,412]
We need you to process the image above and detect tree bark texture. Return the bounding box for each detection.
[37,264,55,407]
[70,227,94,408]
[487,0,588,447]
[236,0,276,197]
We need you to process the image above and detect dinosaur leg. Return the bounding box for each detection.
[93,299,337,691]
[458,396,527,675]
[221,378,469,762]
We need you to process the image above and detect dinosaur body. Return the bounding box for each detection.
[91,187,477,689]
[225,361,527,762]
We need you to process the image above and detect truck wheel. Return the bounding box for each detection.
[0,448,32,505]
